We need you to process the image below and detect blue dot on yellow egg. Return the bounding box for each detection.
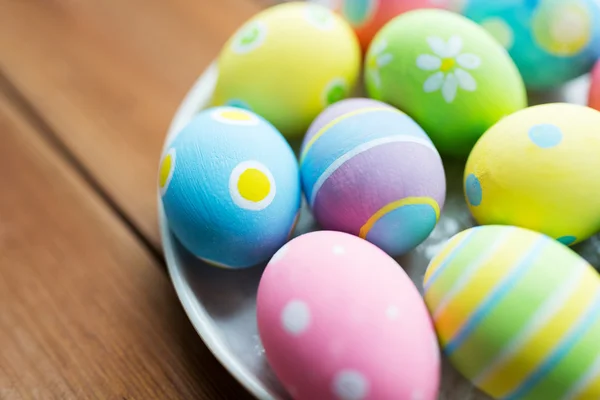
[528,124,563,148]
[557,235,577,246]
[465,173,482,207]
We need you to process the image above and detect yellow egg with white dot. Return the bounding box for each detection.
[211,1,361,139]
[464,103,600,246]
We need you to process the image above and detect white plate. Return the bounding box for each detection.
[158,64,600,400]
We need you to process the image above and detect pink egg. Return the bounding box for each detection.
[589,61,600,111]
[257,231,440,400]
[313,0,461,50]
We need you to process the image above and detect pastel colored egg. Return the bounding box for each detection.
[159,106,301,269]
[464,103,600,246]
[423,225,600,400]
[589,61,600,111]
[300,98,446,256]
[211,2,361,139]
[309,0,465,51]
[463,0,600,90]
[258,230,441,400]
[365,9,527,157]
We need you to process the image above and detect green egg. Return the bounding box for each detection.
[365,9,527,157]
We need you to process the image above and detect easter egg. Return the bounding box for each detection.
[211,2,361,139]
[159,106,301,269]
[423,225,600,400]
[463,0,600,90]
[464,103,600,246]
[300,98,446,256]
[309,0,464,51]
[589,61,600,110]
[258,230,441,400]
[364,9,527,157]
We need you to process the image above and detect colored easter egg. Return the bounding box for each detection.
[300,98,446,256]
[423,225,600,400]
[364,9,527,157]
[309,0,464,51]
[589,61,600,110]
[159,106,301,269]
[464,103,600,246]
[258,230,441,400]
[463,0,600,90]
[211,2,361,139]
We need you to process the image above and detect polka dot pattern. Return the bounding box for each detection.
[281,300,311,335]
[481,17,514,49]
[528,124,563,148]
[211,107,260,126]
[232,20,268,54]
[306,4,336,30]
[159,148,176,196]
[323,77,348,107]
[332,370,370,400]
[229,161,276,211]
[557,235,577,246]
[465,173,482,206]
[333,245,345,255]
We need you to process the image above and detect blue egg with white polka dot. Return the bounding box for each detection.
[463,0,600,89]
[159,107,301,268]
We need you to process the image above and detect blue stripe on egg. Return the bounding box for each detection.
[300,108,433,202]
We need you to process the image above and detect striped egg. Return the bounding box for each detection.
[300,98,446,256]
[159,106,301,269]
[424,225,600,400]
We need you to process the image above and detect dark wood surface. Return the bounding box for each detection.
[0,0,269,398]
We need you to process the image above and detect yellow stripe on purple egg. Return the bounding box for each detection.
[358,197,440,256]
[308,135,436,207]
[299,106,394,163]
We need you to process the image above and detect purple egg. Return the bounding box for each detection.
[300,98,446,256]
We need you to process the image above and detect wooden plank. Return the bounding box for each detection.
[0,0,264,249]
[0,91,251,399]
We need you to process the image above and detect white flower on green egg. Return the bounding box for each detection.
[417,35,481,103]
[366,39,393,98]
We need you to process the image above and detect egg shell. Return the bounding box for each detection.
[423,225,600,400]
[364,9,527,157]
[257,230,441,400]
[589,61,600,111]
[300,98,446,257]
[463,0,600,90]
[464,103,600,246]
[211,2,361,139]
[159,106,301,269]
[310,0,463,51]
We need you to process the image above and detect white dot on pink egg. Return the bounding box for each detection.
[386,305,400,321]
[281,300,311,336]
[332,245,345,255]
[412,389,425,400]
[332,370,369,400]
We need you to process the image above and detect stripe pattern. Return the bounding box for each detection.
[423,225,600,400]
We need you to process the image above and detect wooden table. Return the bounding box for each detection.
[0,0,273,398]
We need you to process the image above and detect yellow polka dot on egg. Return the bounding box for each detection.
[533,1,592,56]
[159,153,173,189]
[221,109,254,122]
[237,168,271,202]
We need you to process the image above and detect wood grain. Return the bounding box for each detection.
[0,0,265,249]
[0,90,251,399]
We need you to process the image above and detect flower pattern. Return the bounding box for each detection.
[366,39,393,98]
[417,35,481,103]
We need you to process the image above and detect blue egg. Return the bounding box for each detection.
[463,0,600,89]
[159,106,301,268]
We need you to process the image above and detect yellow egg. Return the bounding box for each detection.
[211,2,361,139]
[464,103,600,246]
